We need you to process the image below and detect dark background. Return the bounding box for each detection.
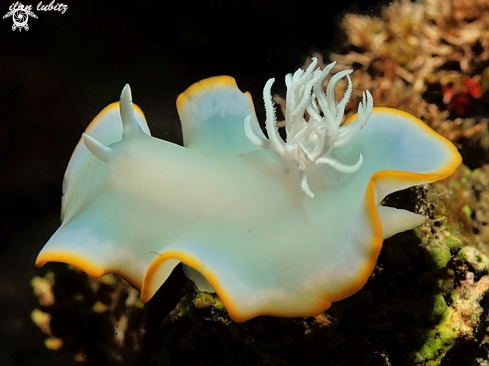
[0,0,384,364]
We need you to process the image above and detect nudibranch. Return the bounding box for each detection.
[36,58,461,322]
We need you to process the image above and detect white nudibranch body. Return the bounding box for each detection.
[36,61,461,322]
[245,58,373,197]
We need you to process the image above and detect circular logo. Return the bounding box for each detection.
[11,8,29,30]
[3,7,38,32]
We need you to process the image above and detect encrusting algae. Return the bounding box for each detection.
[412,164,489,365]
[31,0,489,364]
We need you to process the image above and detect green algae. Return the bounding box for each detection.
[458,247,489,273]
[412,164,489,365]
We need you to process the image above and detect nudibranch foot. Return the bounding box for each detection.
[244,57,373,197]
